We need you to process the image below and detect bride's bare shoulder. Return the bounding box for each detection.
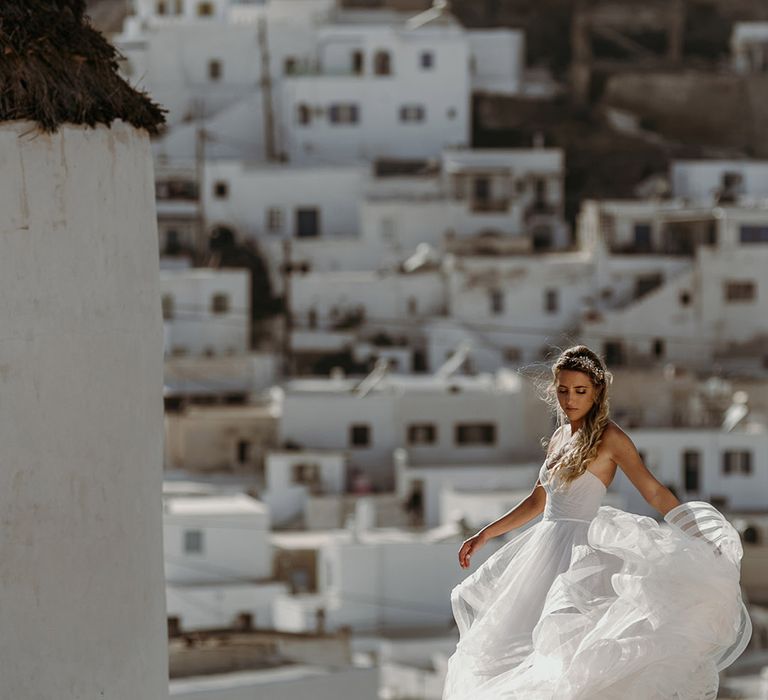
[601,421,635,455]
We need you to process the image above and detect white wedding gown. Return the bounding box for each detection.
[442,457,752,700]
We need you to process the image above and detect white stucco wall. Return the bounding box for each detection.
[167,581,289,630]
[164,496,272,584]
[0,121,168,698]
[161,268,250,356]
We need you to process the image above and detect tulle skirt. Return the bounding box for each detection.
[443,502,752,700]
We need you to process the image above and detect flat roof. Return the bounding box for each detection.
[164,493,267,517]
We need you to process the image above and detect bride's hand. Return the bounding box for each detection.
[458,532,488,569]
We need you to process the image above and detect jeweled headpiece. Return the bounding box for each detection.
[565,355,606,383]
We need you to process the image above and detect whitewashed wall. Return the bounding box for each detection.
[671,160,768,201]
[203,162,364,240]
[161,268,250,356]
[0,121,167,698]
[166,581,289,630]
[164,495,272,583]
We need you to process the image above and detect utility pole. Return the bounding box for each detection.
[257,16,278,161]
[281,237,293,379]
[194,100,207,258]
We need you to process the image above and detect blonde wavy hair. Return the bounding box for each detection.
[541,345,613,490]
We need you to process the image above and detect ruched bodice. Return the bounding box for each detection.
[539,462,606,523]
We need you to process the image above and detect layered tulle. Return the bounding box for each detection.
[443,501,751,700]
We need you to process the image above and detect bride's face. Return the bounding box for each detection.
[556,369,596,423]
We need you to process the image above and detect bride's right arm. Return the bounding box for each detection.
[458,429,562,568]
[480,480,547,541]
[458,484,546,568]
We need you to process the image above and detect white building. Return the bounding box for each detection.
[164,491,272,584]
[278,368,548,490]
[620,428,768,516]
[671,159,768,203]
[360,147,569,265]
[580,201,768,371]
[261,449,348,526]
[161,268,251,357]
[279,10,471,164]
[731,21,768,74]
[204,162,365,242]
[164,489,289,630]
[117,1,526,163]
[164,402,278,472]
[270,523,500,633]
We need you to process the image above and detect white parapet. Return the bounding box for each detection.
[0,120,168,699]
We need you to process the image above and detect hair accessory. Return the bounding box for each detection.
[567,355,605,382]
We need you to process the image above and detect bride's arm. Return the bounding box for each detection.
[458,428,563,569]
[605,423,681,517]
[480,483,547,540]
[478,426,567,542]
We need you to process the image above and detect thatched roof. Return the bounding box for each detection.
[0,1,165,133]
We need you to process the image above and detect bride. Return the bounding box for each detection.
[442,345,752,700]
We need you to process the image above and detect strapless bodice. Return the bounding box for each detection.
[539,462,606,523]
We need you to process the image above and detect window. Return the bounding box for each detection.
[161,294,175,320]
[652,338,665,358]
[351,49,364,75]
[739,225,768,243]
[456,423,496,445]
[292,463,321,487]
[184,530,203,554]
[297,103,311,125]
[474,176,491,202]
[420,50,434,69]
[266,207,283,233]
[295,207,320,238]
[237,440,250,463]
[544,288,558,314]
[208,59,222,81]
[504,347,521,362]
[679,290,691,306]
[682,450,700,492]
[211,292,230,314]
[329,103,359,124]
[635,273,663,298]
[350,424,371,447]
[407,296,418,316]
[373,50,392,76]
[174,0,183,13]
[724,280,756,302]
[604,340,625,367]
[399,105,425,122]
[743,526,760,544]
[284,56,297,75]
[156,0,166,14]
[489,289,504,315]
[446,107,457,120]
[722,450,752,475]
[197,1,214,16]
[407,424,436,445]
[213,180,229,199]
[633,223,652,251]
